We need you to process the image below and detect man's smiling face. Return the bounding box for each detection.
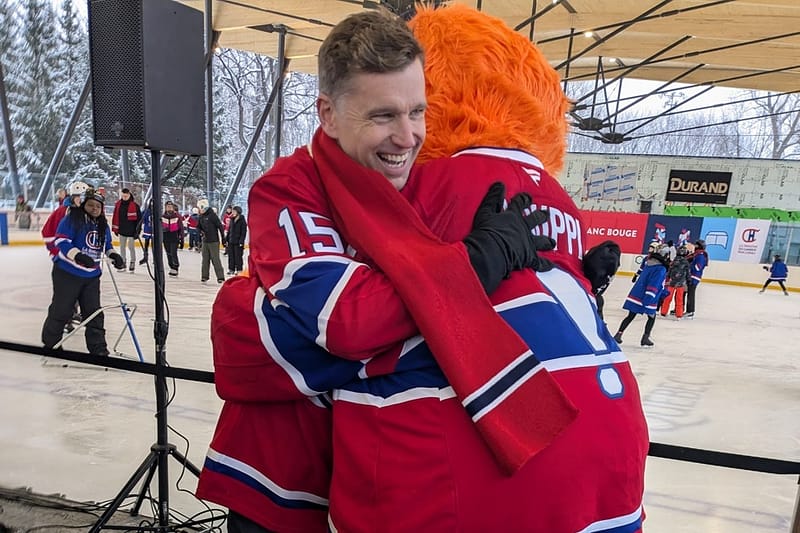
[317,59,427,191]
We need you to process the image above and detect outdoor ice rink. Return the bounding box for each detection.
[0,243,798,532]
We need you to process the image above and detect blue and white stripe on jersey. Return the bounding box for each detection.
[576,504,643,533]
[334,266,628,406]
[254,284,366,396]
[203,447,329,511]
[269,255,364,352]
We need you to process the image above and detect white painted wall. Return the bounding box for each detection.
[559,152,800,214]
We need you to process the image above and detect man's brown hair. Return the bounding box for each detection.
[318,9,423,99]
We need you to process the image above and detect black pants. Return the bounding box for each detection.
[227,510,275,533]
[142,236,151,258]
[228,244,245,272]
[762,279,787,291]
[41,265,106,354]
[617,310,655,336]
[686,282,698,314]
[163,240,180,271]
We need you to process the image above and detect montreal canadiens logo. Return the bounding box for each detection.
[85,230,102,250]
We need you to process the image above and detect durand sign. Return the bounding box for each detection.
[666,169,732,204]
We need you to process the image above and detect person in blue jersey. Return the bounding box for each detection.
[41,189,125,356]
[760,254,789,295]
[685,238,708,318]
[138,205,153,265]
[614,242,670,347]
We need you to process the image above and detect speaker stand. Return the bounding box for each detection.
[90,150,198,531]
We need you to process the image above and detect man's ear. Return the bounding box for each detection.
[316,94,338,139]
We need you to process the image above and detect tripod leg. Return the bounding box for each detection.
[170,447,202,478]
[89,451,158,533]
[130,457,159,516]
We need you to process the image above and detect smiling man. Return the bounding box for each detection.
[196,9,561,533]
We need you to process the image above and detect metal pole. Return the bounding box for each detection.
[222,57,290,210]
[120,149,130,187]
[0,61,21,198]
[272,27,286,163]
[792,478,800,533]
[204,0,214,204]
[149,149,170,526]
[34,75,91,208]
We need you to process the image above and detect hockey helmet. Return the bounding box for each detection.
[677,245,689,256]
[68,181,90,196]
[197,198,209,212]
[694,239,706,249]
[647,241,661,254]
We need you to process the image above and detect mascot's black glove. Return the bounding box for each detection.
[582,240,621,295]
[74,252,96,268]
[463,182,555,295]
[108,252,125,270]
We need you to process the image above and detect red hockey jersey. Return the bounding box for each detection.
[328,148,648,532]
[197,146,648,533]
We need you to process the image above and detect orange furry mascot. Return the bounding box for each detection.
[325,5,648,532]
[198,5,646,533]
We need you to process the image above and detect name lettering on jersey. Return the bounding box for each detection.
[529,204,584,259]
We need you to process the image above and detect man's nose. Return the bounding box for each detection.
[392,117,418,147]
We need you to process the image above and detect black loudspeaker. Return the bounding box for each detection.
[639,200,653,213]
[88,0,206,156]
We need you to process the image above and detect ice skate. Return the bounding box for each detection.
[640,335,654,347]
[613,332,623,344]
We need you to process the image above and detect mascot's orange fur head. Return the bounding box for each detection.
[409,4,570,175]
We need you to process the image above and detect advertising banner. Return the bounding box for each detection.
[666,169,732,204]
[642,215,704,254]
[729,219,772,263]
[582,211,648,254]
[698,218,737,261]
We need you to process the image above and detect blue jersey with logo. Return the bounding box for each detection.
[54,215,113,278]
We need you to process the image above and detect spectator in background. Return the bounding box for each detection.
[685,239,708,318]
[197,200,226,283]
[760,254,789,295]
[221,205,234,256]
[187,207,200,251]
[614,242,670,346]
[660,244,691,318]
[14,194,27,227]
[17,204,33,230]
[226,206,247,275]
[162,201,182,277]
[41,188,125,355]
[665,239,677,262]
[111,187,142,273]
[138,206,153,265]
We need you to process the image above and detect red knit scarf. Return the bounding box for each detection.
[310,130,577,473]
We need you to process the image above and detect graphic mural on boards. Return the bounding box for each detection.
[697,218,737,261]
[641,215,703,254]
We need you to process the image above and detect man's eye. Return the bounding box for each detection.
[410,108,426,119]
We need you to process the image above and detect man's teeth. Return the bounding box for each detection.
[379,153,408,166]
